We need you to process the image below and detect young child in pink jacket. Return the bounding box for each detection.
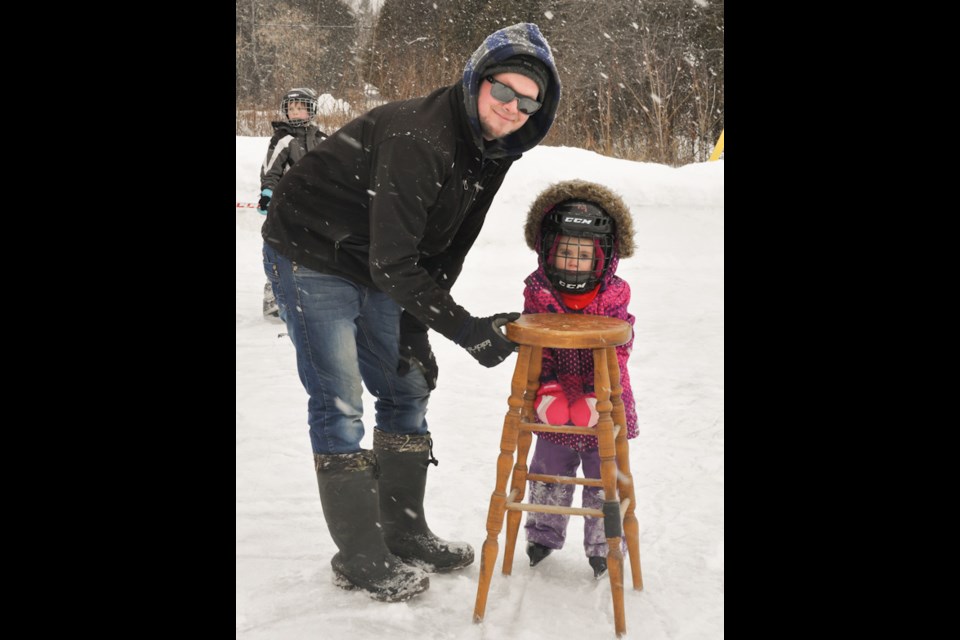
[521,180,638,579]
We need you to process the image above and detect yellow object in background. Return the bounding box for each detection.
[709,129,724,161]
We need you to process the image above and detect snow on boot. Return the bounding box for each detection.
[527,542,553,567]
[589,555,607,579]
[314,450,429,602]
[263,281,281,321]
[373,429,474,572]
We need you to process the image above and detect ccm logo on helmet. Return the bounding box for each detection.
[563,217,593,224]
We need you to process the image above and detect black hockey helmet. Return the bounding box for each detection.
[280,88,319,127]
[540,199,616,293]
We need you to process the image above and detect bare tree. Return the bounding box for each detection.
[237,0,357,133]
[237,0,724,165]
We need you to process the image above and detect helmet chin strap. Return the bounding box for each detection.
[550,269,597,292]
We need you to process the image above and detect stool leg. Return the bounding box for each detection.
[593,348,626,637]
[607,347,643,590]
[474,345,532,623]
[502,347,542,575]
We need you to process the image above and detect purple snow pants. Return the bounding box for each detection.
[524,437,609,558]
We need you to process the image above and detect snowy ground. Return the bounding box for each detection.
[236,136,724,639]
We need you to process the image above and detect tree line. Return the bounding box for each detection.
[236,0,724,166]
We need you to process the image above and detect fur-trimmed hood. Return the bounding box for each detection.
[524,180,635,258]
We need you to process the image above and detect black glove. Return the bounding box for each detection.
[398,328,438,391]
[455,312,520,368]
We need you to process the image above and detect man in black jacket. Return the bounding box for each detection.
[261,22,560,602]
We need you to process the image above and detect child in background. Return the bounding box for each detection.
[258,87,327,319]
[520,180,638,579]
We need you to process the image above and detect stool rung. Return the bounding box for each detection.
[527,473,603,487]
[505,501,604,517]
[518,422,621,439]
[518,421,594,435]
[504,498,631,519]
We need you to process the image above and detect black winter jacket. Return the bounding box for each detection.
[259,122,327,191]
[262,23,560,342]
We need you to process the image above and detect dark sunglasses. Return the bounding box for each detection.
[485,76,542,115]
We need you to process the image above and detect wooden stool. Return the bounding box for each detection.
[472,313,643,638]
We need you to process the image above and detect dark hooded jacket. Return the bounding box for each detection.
[521,180,638,451]
[262,23,561,341]
[259,121,327,191]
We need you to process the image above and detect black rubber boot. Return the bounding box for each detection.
[314,450,429,602]
[373,430,475,572]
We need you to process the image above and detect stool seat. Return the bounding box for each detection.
[505,313,632,349]
[473,313,642,638]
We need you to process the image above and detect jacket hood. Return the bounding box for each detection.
[461,22,561,159]
[524,180,635,259]
[269,120,313,136]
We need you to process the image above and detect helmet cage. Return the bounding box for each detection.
[280,88,319,127]
[540,200,616,293]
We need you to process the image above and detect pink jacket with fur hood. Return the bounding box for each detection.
[522,180,638,452]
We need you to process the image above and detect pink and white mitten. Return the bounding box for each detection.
[534,381,570,425]
[569,393,599,427]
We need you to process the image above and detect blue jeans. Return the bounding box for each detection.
[262,243,430,454]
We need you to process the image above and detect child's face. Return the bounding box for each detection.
[551,235,595,273]
[287,101,310,121]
